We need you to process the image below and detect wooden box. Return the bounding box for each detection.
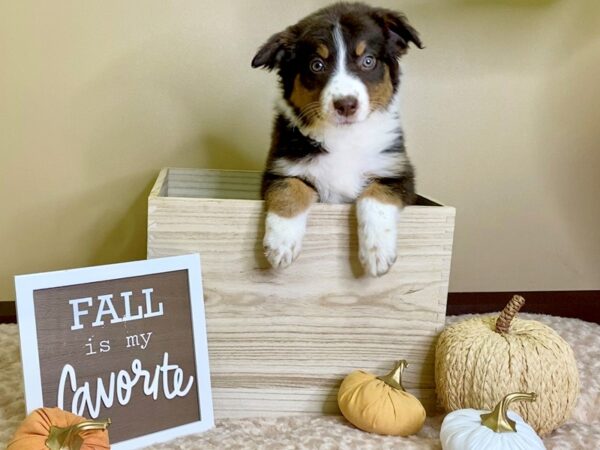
[147,168,455,418]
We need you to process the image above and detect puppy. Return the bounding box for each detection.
[251,2,422,276]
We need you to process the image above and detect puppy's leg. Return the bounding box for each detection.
[357,178,414,277]
[263,177,317,269]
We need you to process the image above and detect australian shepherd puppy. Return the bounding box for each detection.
[252,2,422,277]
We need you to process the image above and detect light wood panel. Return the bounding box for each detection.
[148,168,455,418]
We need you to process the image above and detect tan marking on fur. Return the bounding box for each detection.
[355,41,367,56]
[360,182,404,207]
[368,66,394,110]
[265,177,317,218]
[317,44,329,59]
[289,75,322,125]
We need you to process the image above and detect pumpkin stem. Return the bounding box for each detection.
[71,418,111,433]
[46,418,111,450]
[376,360,408,391]
[480,392,536,433]
[495,295,525,334]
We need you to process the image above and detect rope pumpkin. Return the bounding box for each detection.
[8,407,110,450]
[435,295,579,436]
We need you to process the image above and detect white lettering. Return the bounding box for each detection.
[57,353,194,418]
[67,289,166,330]
[99,340,111,353]
[125,335,139,348]
[142,288,164,319]
[92,294,123,327]
[116,370,134,405]
[58,364,116,417]
[85,337,96,356]
[70,297,93,331]
[161,352,194,399]
[126,332,153,349]
[121,291,144,322]
[140,332,152,350]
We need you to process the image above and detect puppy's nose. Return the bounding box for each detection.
[333,96,358,117]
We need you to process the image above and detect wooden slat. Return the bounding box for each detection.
[147,168,455,418]
[165,168,263,200]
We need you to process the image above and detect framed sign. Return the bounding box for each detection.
[15,254,214,449]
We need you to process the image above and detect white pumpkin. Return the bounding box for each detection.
[440,392,546,450]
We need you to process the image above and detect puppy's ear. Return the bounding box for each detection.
[251,29,295,70]
[372,8,423,54]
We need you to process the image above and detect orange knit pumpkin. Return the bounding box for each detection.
[8,407,110,450]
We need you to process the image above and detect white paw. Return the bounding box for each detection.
[263,212,308,269]
[357,198,399,277]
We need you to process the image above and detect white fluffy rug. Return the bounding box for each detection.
[1,314,599,449]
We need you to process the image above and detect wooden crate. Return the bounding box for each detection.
[147,168,455,418]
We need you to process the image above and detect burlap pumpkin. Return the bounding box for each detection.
[435,295,579,436]
[8,407,110,450]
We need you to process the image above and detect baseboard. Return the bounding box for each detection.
[0,302,16,324]
[2,291,599,324]
[447,291,600,324]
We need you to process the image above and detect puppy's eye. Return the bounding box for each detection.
[361,55,376,71]
[310,58,325,73]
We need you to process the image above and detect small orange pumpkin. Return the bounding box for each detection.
[8,407,110,450]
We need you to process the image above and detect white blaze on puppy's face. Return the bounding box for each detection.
[321,25,370,124]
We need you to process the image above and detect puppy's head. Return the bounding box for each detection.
[252,2,422,128]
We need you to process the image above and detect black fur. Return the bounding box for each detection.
[261,114,416,207]
[253,2,421,207]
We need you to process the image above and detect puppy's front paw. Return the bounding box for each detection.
[263,212,308,269]
[357,198,399,277]
[359,238,397,277]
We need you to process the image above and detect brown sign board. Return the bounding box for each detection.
[15,254,213,449]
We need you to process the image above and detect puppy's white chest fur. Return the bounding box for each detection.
[274,106,405,203]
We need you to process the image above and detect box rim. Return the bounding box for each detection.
[149,167,456,212]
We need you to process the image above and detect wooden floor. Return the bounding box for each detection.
[2,291,599,324]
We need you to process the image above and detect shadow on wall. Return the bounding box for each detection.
[535,40,600,277]
[90,176,156,266]
[66,29,267,268]
[71,24,271,169]
[407,0,568,78]
[201,134,260,170]
[509,0,600,283]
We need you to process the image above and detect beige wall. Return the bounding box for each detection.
[1,0,599,301]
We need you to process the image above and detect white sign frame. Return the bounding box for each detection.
[15,254,214,449]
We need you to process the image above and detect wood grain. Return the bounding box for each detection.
[147,168,455,418]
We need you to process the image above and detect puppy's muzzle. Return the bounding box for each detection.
[333,95,359,117]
